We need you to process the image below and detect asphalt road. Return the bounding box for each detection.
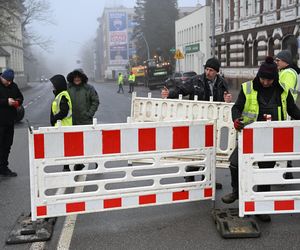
[1,81,300,250]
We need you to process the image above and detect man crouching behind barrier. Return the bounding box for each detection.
[221,56,300,222]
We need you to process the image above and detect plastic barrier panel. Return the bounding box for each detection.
[239,120,300,217]
[130,93,236,167]
[28,120,215,220]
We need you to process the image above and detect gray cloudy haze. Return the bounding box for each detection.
[33,0,204,75]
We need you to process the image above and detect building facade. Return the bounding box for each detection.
[175,4,211,74]
[95,7,136,81]
[0,0,26,87]
[215,0,300,85]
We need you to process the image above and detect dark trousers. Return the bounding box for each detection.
[0,125,14,171]
[117,84,124,93]
[229,145,275,193]
[129,81,134,93]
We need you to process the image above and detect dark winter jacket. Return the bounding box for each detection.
[67,69,99,125]
[168,73,229,101]
[0,77,24,126]
[50,75,70,126]
[232,76,300,122]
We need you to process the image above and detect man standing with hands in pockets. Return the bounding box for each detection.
[0,69,23,177]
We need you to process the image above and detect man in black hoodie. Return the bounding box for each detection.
[0,69,23,177]
[222,56,300,222]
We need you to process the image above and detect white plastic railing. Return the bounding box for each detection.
[28,119,215,220]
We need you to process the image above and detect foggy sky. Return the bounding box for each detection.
[33,0,205,75]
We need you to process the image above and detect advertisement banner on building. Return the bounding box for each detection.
[110,44,128,65]
[109,12,127,31]
[110,32,127,44]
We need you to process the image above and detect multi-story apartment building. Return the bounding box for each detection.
[175,3,211,74]
[215,0,300,85]
[0,0,26,87]
[95,7,136,81]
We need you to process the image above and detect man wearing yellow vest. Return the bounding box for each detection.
[50,74,72,127]
[275,50,300,101]
[128,71,136,93]
[275,50,300,179]
[222,56,300,222]
[117,72,124,94]
[50,75,72,171]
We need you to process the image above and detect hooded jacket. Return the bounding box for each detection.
[67,69,99,125]
[49,75,71,126]
[0,76,24,125]
[168,73,228,101]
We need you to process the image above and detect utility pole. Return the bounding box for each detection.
[211,0,216,57]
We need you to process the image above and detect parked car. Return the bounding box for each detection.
[165,71,197,88]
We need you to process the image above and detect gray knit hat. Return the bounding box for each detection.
[276,50,292,65]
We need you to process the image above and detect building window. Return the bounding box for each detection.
[270,0,274,10]
[245,0,249,16]
[200,23,203,41]
[288,0,293,4]
[254,0,259,14]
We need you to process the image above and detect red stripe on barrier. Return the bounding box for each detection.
[66,202,85,213]
[104,198,122,208]
[243,129,253,154]
[34,134,44,159]
[64,132,84,157]
[274,200,294,211]
[205,125,214,147]
[139,194,156,205]
[102,130,121,154]
[138,128,156,151]
[173,126,189,149]
[173,191,189,201]
[204,188,213,198]
[273,128,293,153]
[36,206,47,216]
[245,201,255,212]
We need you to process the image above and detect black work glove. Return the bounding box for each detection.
[234,118,244,131]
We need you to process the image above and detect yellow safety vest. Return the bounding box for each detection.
[51,90,72,126]
[279,68,298,101]
[128,74,136,82]
[118,74,124,85]
[241,81,288,123]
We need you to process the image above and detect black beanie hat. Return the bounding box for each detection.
[205,57,220,72]
[257,56,278,80]
[276,50,292,65]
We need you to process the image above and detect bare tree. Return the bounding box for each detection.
[79,39,96,79]
[22,0,54,52]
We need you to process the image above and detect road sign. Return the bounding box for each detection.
[174,49,184,60]
[169,48,176,53]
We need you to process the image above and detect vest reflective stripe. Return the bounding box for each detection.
[241,81,288,123]
[279,68,298,101]
[128,74,135,81]
[52,91,72,126]
[242,81,258,123]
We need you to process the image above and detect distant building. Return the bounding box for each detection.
[95,7,136,81]
[0,0,26,87]
[175,4,211,74]
[214,0,300,85]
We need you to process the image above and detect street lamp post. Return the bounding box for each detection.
[137,32,150,60]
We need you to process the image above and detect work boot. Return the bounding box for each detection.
[216,182,222,190]
[74,164,85,171]
[255,214,271,222]
[63,165,70,172]
[0,167,17,177]
[221,192,238,204]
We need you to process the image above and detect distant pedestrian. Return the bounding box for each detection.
[49,74,72,172]
[128,71,136,93]
[117,72,124,93]
[67,69,99,171]
[0,69,24,177]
